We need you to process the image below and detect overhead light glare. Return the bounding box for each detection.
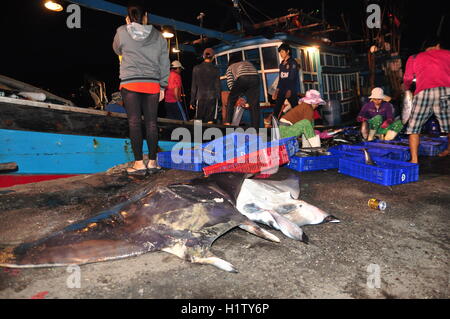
[45,0,64,12]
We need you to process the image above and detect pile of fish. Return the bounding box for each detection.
[0,173,339,273]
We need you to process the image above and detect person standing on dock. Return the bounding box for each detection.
[272,43,301,120]
[224,55,261,129]
[113,4,170,173]
[403,38,450,163]
[165,60,188,121]
[190,48,221,124]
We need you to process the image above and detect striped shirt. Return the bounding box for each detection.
[226,61,258,90]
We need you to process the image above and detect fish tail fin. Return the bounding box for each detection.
[239,222,280,243]
[269,211,309,243]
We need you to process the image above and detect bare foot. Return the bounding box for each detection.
[147,160,161,170]
[438,149,449,157]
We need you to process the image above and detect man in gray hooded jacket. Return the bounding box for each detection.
[113,5,170,174]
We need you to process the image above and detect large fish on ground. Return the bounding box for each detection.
[0,174,280,273]
[236,175,340,241]
[402,90,414,125]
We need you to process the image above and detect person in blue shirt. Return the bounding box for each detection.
[272,43,301,119]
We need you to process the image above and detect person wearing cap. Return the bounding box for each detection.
[404,37,450,163]
[272,43,301,119]
[278,90,326,147]
[190,48,221,124]
[357,87,403,141]
[165,60,188,121]
[113,4,169,174]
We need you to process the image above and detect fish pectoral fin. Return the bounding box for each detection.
[269,211,308,243]
[191,255,238,273]
[239,221,280,243]
[163,244,238,273]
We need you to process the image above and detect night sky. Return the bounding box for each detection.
[1,0,448,102]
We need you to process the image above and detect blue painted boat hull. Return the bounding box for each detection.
[0,129,183,174]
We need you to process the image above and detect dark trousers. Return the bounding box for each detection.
[227,75,261,129]
[121,88,159,161]
[196,98,218,122]
[273,91,299,119]
[165,101,187,121]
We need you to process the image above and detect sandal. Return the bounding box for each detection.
[146,160,162,173]
[126,167,147,174]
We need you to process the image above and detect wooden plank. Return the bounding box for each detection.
[0,96,232,139]
[0,162,18,173]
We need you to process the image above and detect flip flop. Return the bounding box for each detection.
[126,167,147,174]
[147,167,162,174]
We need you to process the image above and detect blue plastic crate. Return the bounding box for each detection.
[267,137,300,158]
[287,154,340,172]
[157,149,206,171]
[400,138,445,156]
[360,142,411,162]
[423,136,448,148]
[202,132,263,164]
[338,157,419,186]
[328,145,393,160]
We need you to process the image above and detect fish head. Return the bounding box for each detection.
[323,215,341,224]
[279,200,339,226]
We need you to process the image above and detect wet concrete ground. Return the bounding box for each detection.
[0,155,448,299]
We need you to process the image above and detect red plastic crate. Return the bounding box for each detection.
[203,144,289,176]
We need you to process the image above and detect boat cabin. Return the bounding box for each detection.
[213,34,360,118]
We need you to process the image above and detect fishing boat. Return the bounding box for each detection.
[0,80,225,188]
[1,0,363,187]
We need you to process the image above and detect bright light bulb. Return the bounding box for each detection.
[307,46,319,54]
[45,1,64,12]
[162,32,174,39]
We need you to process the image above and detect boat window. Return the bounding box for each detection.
[312,54,318,72]
[262,46,279,70]
[229,51,244,65]
[216,55,229,77]
[244,49,261,70]
[320,53,325,66]
[299,49,306,70]
[326,54,333,66]
[305,51,311,72]
[333,55,339,67]
[339,56,346,67]
[265,72,278,92]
